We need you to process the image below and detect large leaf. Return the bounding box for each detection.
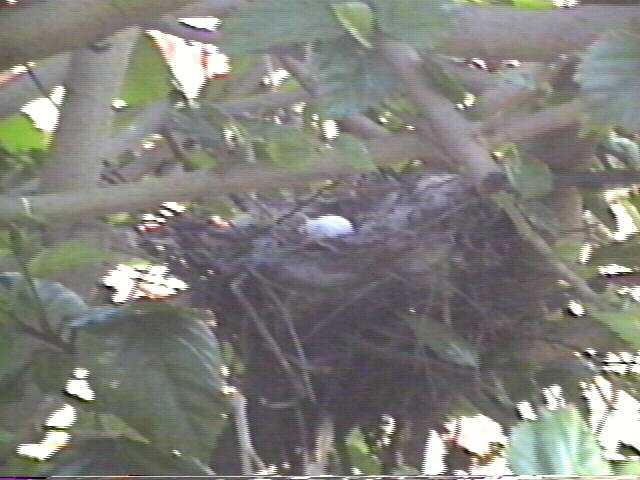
[219,0,344,55]
[0,113,48,154]
[507,405,611,475]
[45,437,213,476]
[316,38,396,116]
[73,303,229,461]
[119,35,173,106]
[370,0,458,50]
[576,29,640,131]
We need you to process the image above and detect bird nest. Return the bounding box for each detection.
[135,169,598,472]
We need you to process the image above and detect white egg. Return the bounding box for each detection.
[302,215,354,239]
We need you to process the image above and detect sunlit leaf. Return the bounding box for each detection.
[513,0,554,9]
[0,113,48,154]
[507,405,611,475]
[119,35,173,106]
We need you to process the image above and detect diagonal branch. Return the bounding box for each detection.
[377,37,501,191]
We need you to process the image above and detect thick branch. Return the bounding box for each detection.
[0,0,197,72]
[439,6,638,61]
[40,28,140,194]
[172,1,639,62]
[0,133,429,225]
[377,37,501,190]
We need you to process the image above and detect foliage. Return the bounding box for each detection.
[219,0,344,55]
[7,0,640,476]
[118,34,173,107]
[507,406,611,475]
[316,37,396,116]
[576,30,640,131]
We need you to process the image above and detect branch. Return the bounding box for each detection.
[438,5,639,62]
[485,98,586,146]
[178,1,639,62]
[40,28,140,194]
[0,132,431,225]
[377,37,501,190]
[0,0,197,72]
[0,53,70,119]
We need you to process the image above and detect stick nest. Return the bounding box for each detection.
[137,169,589,471]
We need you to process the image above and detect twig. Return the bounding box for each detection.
[230,273,308,398]
[252,270,317,404]
[494,192,608,308]
[227,389,267,474]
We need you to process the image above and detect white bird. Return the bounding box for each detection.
[301,215,354,239]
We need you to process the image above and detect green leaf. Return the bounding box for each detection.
[592,309,640,350]
[345,427,382,475]
[27,240,111,278]
[401,313,479,367]
[0,113,48,154]
[589,242,640,268]
[219,0,344,55]
[504,153,553,199]
[46,437,213,476]
[0,272,87,322]
[332,133,375,170]
[513,0,554,8]
[370,0,458,50]
[576,29,640,131]
[75,303,229,461]
[119,35,173,106]
[507,406,611,475]
[316,39,395,116]
[331,2,375,48]
[265,125,316,171]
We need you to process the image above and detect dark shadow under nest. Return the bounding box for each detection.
[136,169,620,474]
